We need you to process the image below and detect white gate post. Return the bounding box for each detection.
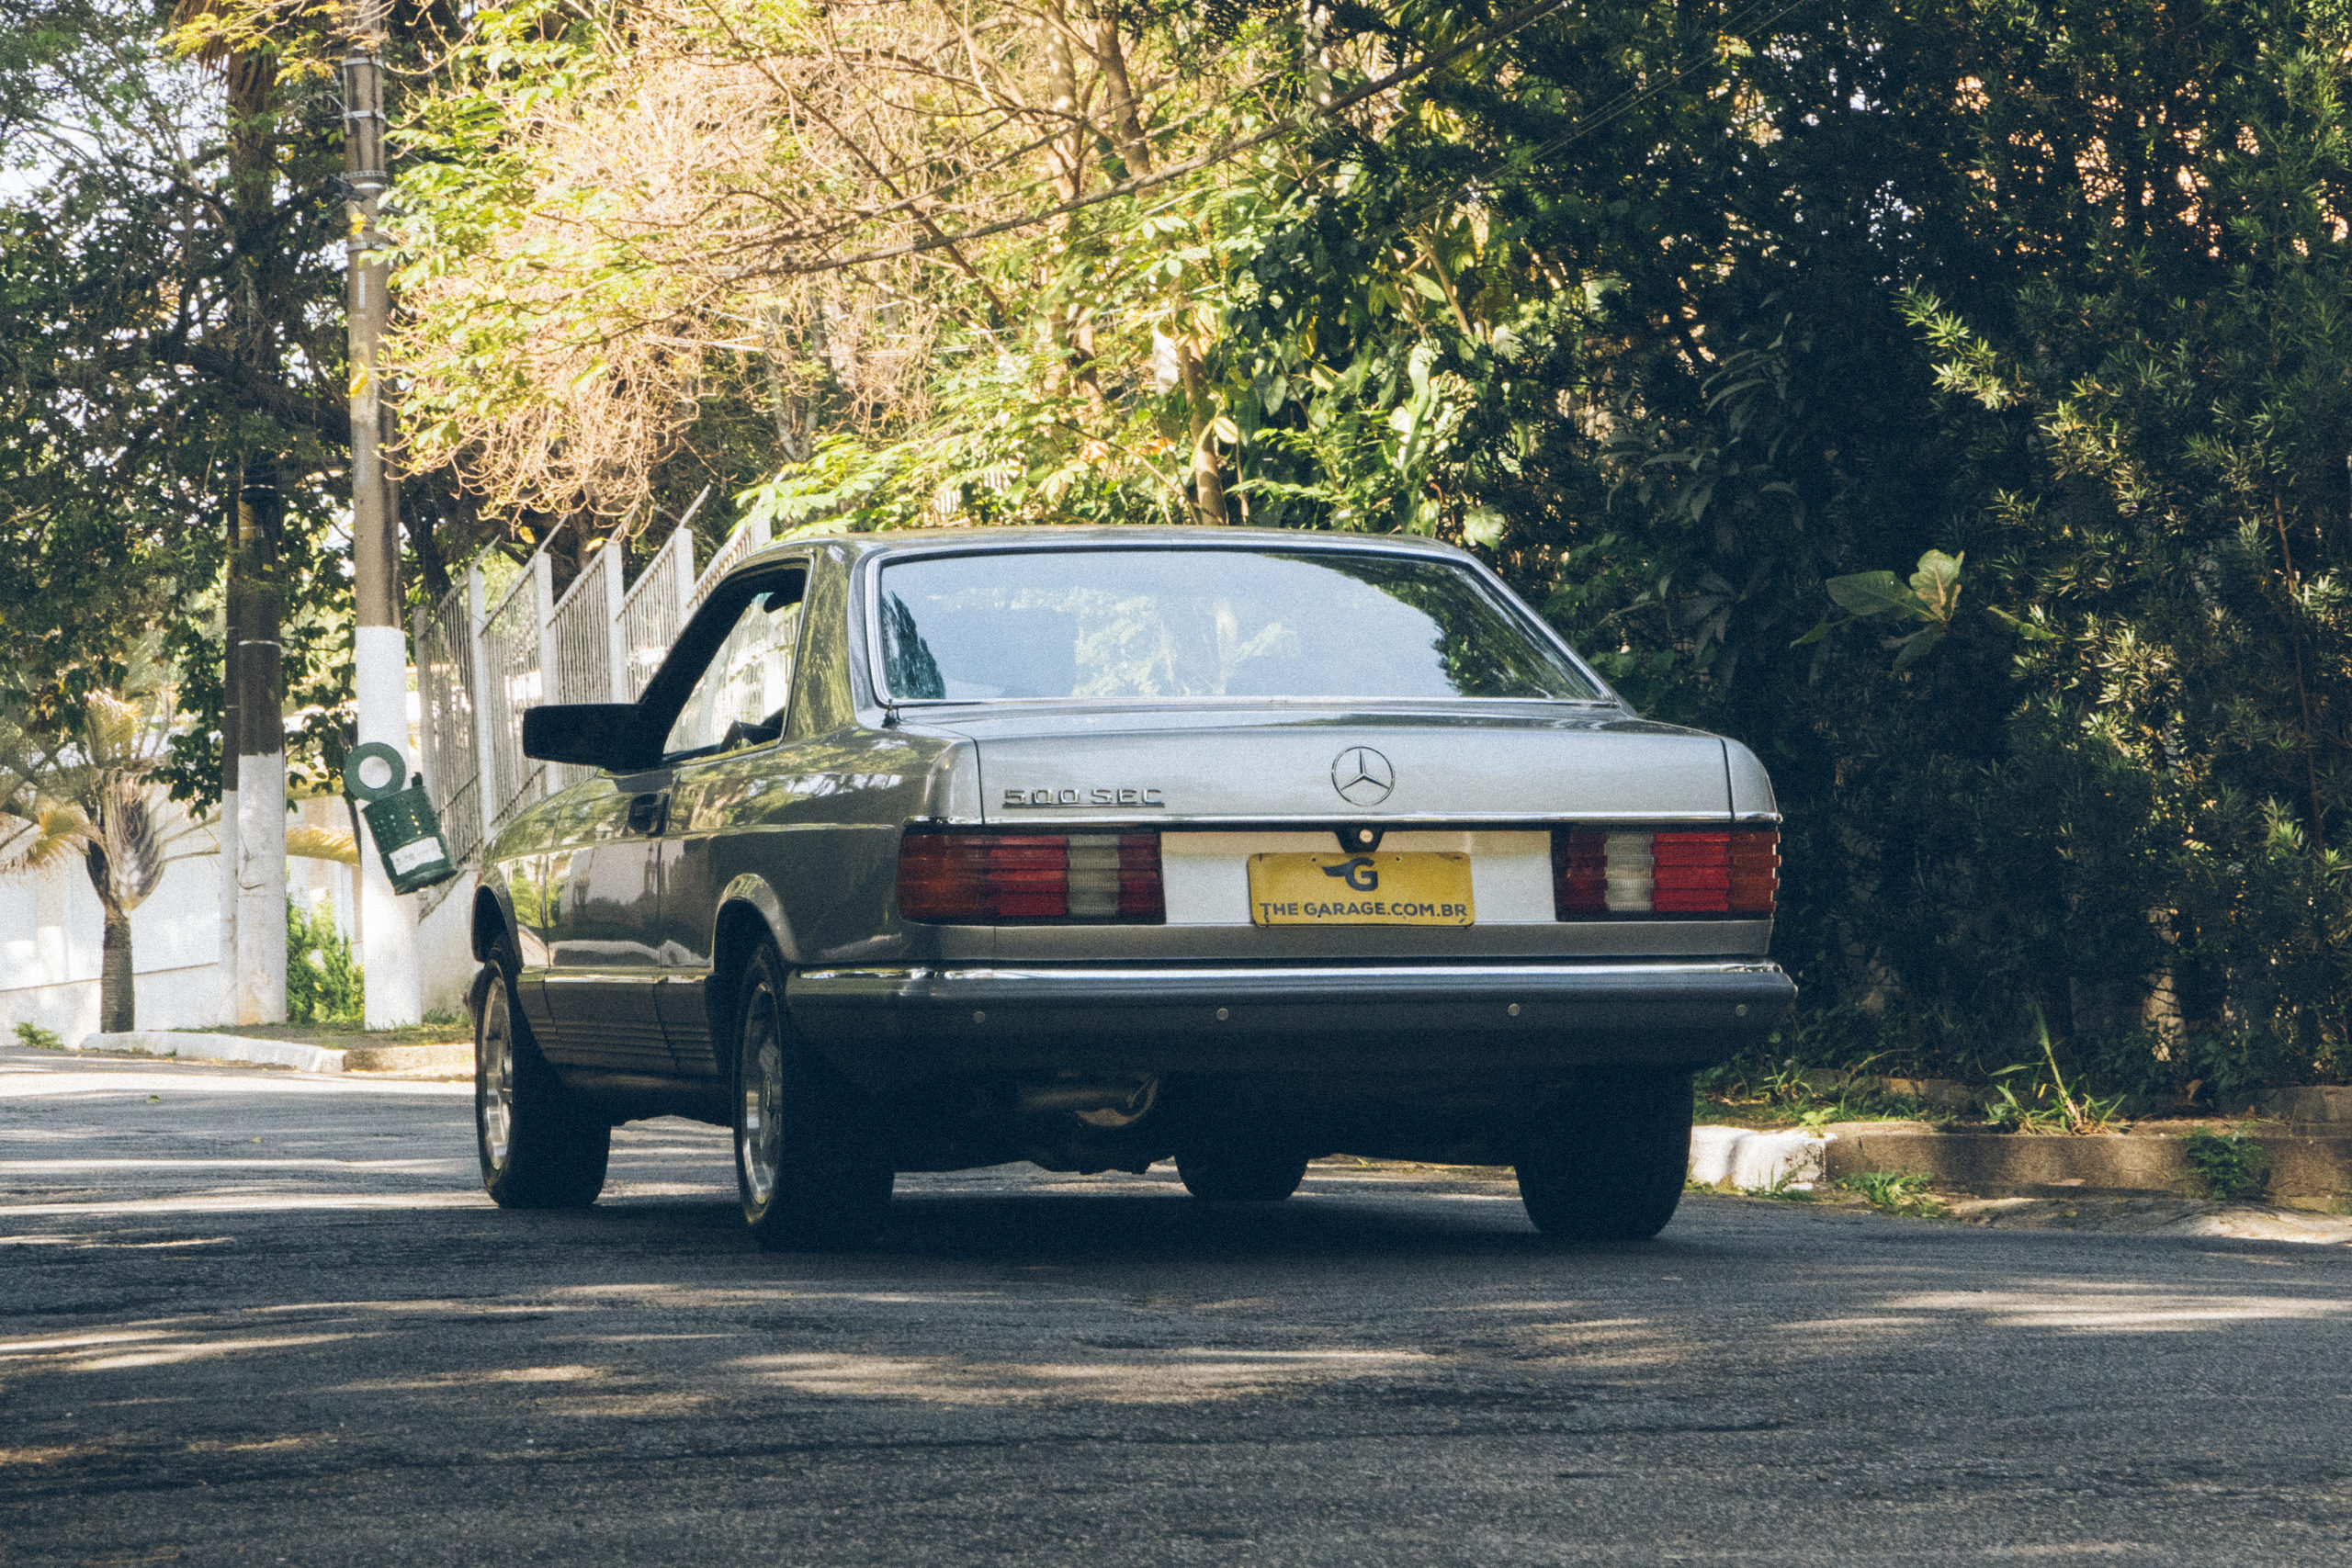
[533,551,558,690]
[468,564,498,852]
[603,544,629,704]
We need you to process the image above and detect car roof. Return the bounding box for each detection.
[739,524,1481,572]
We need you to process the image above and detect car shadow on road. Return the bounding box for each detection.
[576,1178,1722,1268]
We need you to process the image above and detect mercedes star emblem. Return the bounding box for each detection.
[1330,746,1395,807]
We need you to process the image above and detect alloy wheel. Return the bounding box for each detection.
[740,979,785,1211]
[479,983,516,1169]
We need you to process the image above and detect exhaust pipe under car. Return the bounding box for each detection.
[1014,1074,1161,1128]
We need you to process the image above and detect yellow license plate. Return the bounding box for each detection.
[1247,852,1475,926]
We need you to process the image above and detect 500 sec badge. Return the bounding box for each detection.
[1002,786,1165,807]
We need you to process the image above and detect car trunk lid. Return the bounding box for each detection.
[930,703,1732,825]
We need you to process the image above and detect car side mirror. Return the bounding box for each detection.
[521,704,652,772]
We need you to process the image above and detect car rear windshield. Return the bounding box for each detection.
[874,547,1602,703]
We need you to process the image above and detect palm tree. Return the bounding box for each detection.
[0,660,207,1033]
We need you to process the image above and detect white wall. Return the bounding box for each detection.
[0,795,481,1042]
[418,871,479,1018]
[0,815,227,1041]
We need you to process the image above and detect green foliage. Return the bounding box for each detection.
[1696,1049,1940,1129]
[285,901,364,1026]
[1838,1172,1945,1218]
[1795,550,1966,671]
[1983,1015,2131,1134]
[12,1021,62,1051]
[2182,1130,2271,1203]
[376,0,2352,1105]
[0,0,360,807]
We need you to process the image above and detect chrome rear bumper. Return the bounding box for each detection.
[789,959,1794,1082]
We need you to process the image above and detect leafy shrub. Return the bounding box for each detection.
[2182,1130,2269,1202]
[286,901,363,1025]
[13,1021,62,1050]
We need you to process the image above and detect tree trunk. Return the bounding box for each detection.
[407,478,455,604]
[99,907,135,1033]
[1086,15,1227,521]
[1039,3,1086,204]
[1303,0,1333,107]
[1091,10,1151,177]
[1038,1,1103,408]
[85,844,135,1032]
[1176,343,1229,525]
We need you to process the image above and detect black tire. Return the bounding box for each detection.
[1515,1070,1693,1241]
[1176,1140,1310,1203]
[475,948,610,1209]
[734,942,893,1250]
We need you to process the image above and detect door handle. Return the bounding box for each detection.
[626,790,670,836]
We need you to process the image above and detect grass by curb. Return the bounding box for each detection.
[1838,1170,1947,1217]
[177,1018,471,1049]
[2182,1128,2269,1201]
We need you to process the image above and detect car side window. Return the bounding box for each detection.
[662,586,805,759]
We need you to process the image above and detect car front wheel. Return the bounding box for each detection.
[475,948,610,1209]
[734,942,893,1251]
[1515,1071,1692,1241]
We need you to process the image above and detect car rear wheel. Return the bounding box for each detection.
[475,947,610,1209]
[1176,1141,1310,1203]
[734,942,893,1251]
[1515,1071,1692,1241]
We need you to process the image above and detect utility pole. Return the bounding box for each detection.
[232,466,287,1022]
[225,47,286,1025]
[344,0,422,1026]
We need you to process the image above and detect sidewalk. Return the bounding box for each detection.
[63,1021,472,1079]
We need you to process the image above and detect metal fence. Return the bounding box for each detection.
[545,545,616,795]
[409,504,771,907]
[476,552,550,842]
[690,511,771,611]
[411,581,483,875]
[619,525,695,700]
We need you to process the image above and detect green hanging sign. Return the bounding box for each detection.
[345,741,459,895]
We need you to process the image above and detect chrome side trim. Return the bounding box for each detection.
[925,813,1753,829]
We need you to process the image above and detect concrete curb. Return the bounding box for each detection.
[2254,1086,2352,1125]
[1692,1123,2352,1209]
[78,1032,346,1075]
[1689,1125,1826,1191]
[1824,1129,2352,1209]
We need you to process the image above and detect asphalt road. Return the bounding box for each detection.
[4,1045,2349,1567]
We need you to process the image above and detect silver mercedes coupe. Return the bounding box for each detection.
[470,526,1793,1247]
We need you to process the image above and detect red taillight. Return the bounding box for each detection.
[1553,828,1778,918]
[897,831,1163,923]
[1652,831,1733,913]
[1728,830,1780,914]
[1555,829,1608,910]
